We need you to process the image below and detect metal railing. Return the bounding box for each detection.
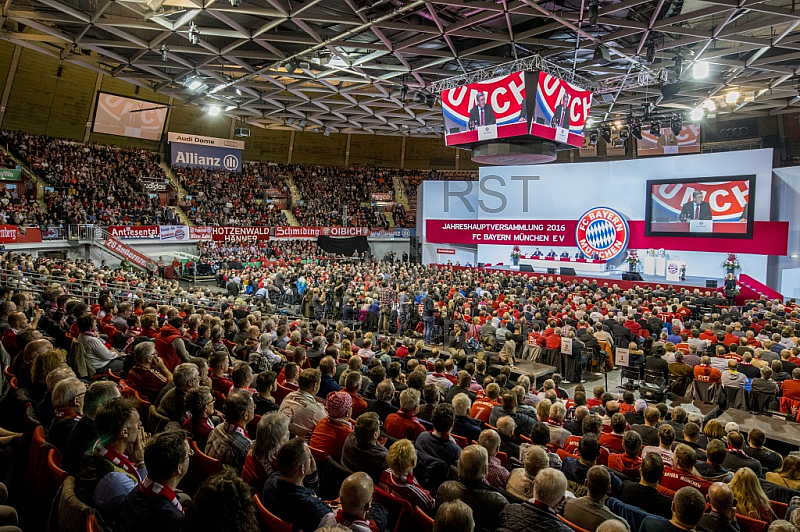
[0,268,226,313]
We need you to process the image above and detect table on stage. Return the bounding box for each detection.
[518,256,607,273]
[490,359,556,387]
[669,398,719,423]
[716,410,800,448]
[650,221,748,235]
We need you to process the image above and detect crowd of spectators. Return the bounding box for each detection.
[175,162,289,227]
[2,246,800,532]
[2,131,171,226]
[196,240,323,265]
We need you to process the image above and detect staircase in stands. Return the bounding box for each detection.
[1,146,49,213]
[160,162,193,226]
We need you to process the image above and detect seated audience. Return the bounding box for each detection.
[205,389,254,472]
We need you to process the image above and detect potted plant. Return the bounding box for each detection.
[510,245,521,266]
[625,250,639,272]
[722,253,740,275]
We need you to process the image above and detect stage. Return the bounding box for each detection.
[438,263,718,293]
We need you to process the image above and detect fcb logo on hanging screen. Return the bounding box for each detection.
[575,207,629,261]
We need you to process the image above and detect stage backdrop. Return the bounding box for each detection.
[420,149,784,286]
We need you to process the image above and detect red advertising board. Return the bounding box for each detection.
[102,237,157,271]
[0,225,42,244]
[190,226,212,240]
[109,226,160,239]
[437,248,456,255]
[212,226,271,242]
[529,71,593,148]
[273,227,371,239]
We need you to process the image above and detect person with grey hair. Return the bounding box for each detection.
[497,469,571,532]
[206,388,254,472]
[452,392,482,442]
[434,500,475,532]
[242,412,291,492]
[37,365,77,424]
[157,362,200,423]
[457,444,508,532]
[127,341,172,402]
[48,377,86,453]
[546,402,570,449]
[62,380,121,475]
[478,429,509,489]
[752,365,779,395]
[366,379,398,424]
[506,444,549,500]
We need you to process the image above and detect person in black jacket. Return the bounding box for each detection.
[696,482,740,532]
[366,380,398,424]
[117,431,190,532]
[452,392,482,443]
[644,345,669,382]
[422,291,435,345]
[457,444,509,532]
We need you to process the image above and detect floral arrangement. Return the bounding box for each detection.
[722,253,740,271]
[625,250,639,267]
[510,245,521,259]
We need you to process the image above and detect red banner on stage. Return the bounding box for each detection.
[108,226,160,239]
[0,225,42,244]
[425,219,578,246]
[212,226,271,242]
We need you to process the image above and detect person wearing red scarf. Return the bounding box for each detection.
[320,472,381,532]
[88,397,148,514]
[117,431,191,532]
[48,377,86,453]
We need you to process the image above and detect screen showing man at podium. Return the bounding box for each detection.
[645,175,755,238]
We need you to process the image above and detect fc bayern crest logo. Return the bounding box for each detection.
[575,207,629,261]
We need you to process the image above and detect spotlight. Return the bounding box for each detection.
[400,85,408,101]
[589,131,599,145]
[425,94,436,109]
[702,99,716,111]
[188,80,202,91]
[286,118,295,125]
[631,122,643,140]
[229,0,240,6]
[160,43,168,62]
[324,128,331,136]
[588,0,599,26]
[646,41,656,64]
[690,108,705,121]
[601,125,612,144]
[298,119,307,127]
[693,61,709,79]
[649,121,661,136]
[187,22,199,45]
[413,91,426,104]
[586,118,595,128]
[670,117,682,135]
[284,61,296,74]
[725,90,740,104]
[207,105,220,116]
[619,127,630,141]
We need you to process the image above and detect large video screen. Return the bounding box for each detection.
[529,71,593,148]
[637,124,701,157]
[441,71,528,147]
[92,92,168,141]
[645,175,755,238]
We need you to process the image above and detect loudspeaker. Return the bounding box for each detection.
[547,268,558,274]
[706,280,718,288]
[520,265,533,272]
[622,272,644,281]
[560,267,576,276]
[660,81,683,100]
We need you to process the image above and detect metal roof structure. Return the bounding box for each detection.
[4,0,799,135]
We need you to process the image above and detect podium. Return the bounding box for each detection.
[644,255,656,276]
[655,257,666,276]
[666,260,685,282]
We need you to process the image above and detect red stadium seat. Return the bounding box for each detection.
[179,439,222,496]
[559,515,592,532]
[736,514,768,532]
[497,451,508,468]
[373,485,412,532]
[254,494,292,532]
[274,383,293,405]
[3,365,13,379]
[46,447,68,486]
[409,506,434,532]
[87,514,103,532]
[246,414,261,440]
[452,434,468,449]
[310,445,329,464]
[770,501,788,520]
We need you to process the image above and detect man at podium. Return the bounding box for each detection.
[679,191,712,221]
